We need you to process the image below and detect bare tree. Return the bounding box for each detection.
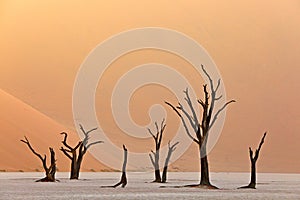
[20,136,56,182]
[101,145,128,188]
[165,65,235,188]
[148,119,166,182]
[60,124,103,179]
[161,141,179,183]
[239,132,267,189]
[113,145,128,188]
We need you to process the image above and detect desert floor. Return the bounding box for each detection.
[1,172,299,200]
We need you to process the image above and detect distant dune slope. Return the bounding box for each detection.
[0,89,109,172]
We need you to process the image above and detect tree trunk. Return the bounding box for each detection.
[239,132,266,189]
[199,144,210,186]
[49,148,56,180]
[161,166,168,183]
[70,154,83,180]
[74,159,83,179]
[154,169,161,183]
[39,148,56,182]
[70,152,78,179]
[248,160,256,188]
[153,150,161,182]
[112,145,128,188]
[70,166,78,180]
[161,141,178,183]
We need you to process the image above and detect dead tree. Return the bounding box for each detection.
[239,132,267,189]
[148,119,166,182]
[101,145,128,188]
[161,141,179,183]
[113,145,128,188]
[20,136,56,182]
[165,65,235,188]
[60,124,103,179]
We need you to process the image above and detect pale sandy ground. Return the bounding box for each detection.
[0,172,299,200]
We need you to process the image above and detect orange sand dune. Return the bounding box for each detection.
[0,89,109,172]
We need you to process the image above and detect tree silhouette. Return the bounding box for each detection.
[148,119,178,183]
[148,119,165,182]
[161,141,179,183]
[165,65,235,188]
[101,144,128,188]
[21,136,56,182]
[239,132,267,189]
[60,124,103,179]
[112,145,128,188]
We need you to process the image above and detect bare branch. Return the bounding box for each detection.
[21,136,45,163]
[201,65,214,93]
[215,95,223,101]
[74,141,82,151]
[165,101,182,117]
[178,102,198,133]
[60,147,72,160]
[254,132,267,161]
[147,128,156,139]
[150,150,155,156]
[158,120,166,148]
[149,153,155,167]
[183,88,199,130]
[169,141,179,152]
[165,101,199,144]
[209,100,236,129]
[86,127,98,135]
[215,79,221,93]
[86,141,104,149]
[198,99,205,107]
[249,147,253,159]
[155,122,159,138]
[60,132,73,150]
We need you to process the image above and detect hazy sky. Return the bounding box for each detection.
[0,1,299,172]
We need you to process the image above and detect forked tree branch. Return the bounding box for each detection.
[165,101,199,144]
[209,100,236,129]
[253,132,267,161]
[21,136,45,163]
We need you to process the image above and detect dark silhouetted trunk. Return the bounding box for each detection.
[200,154,210,185]
[100,145,128,188]
[161,141,179,183]
[239,132,267,189]
[153,150,161,182]
[112,145,128,188]
[248,160,256,188]
[199,140,211,186]
[154,169,161,183]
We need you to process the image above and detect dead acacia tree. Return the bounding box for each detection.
[239,132,267,189]
[161,141,179,183]
[60,124,103,179]
[101,144,128,188]
[21,136,56,182]
[113,145,128,188]
[148,119,166,182]
[165,65,235,188]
